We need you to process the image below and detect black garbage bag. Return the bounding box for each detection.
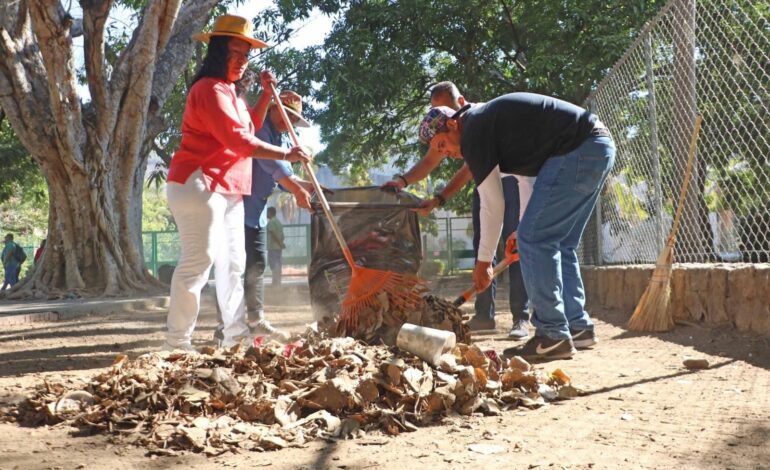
[309,187,423,321]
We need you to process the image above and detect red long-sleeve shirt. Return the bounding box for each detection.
[168,77,264,195]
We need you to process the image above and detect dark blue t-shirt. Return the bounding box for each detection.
[460,92,596,182]
[243,119,294,229]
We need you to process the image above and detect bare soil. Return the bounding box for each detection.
[0,279,768,470]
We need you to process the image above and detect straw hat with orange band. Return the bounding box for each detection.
[192,14,268,49]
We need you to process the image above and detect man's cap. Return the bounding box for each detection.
[418,106,456,144]
[192,15,268,49]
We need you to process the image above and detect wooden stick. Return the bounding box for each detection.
[267,84,356,269]
[668,114,704,245]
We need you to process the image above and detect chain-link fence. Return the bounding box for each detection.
[580,0,769,265]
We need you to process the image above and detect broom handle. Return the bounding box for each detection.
[268,84,357,269]
[668,114,704,246]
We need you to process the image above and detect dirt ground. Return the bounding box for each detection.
[0,279,768,470]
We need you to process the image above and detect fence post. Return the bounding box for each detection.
[151,232,158,277]
[586,98,604,265]
[645,32,665,252]
[447,217,454,274]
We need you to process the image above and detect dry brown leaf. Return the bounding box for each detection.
[178,385,209,404]
[274,397,300,427]
[179,425,207,450]
[356,379,379,405]
[507,355,532,372]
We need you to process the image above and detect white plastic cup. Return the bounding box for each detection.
[396,323,456,366]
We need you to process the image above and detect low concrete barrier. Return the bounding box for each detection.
[582,264,770,336]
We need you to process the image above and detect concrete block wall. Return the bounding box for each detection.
[582,264,770,337]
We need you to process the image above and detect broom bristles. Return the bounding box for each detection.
[627,244,675,332]
[336,267,426,335]
[629,114,703,333]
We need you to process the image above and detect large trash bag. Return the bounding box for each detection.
[309,187,423,321]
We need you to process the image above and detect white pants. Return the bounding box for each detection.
[166,170,249,345]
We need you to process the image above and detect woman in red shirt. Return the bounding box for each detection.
[164,15,311,352]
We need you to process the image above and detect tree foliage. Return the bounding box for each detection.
[0,118,45,207]
[255,0,666,213]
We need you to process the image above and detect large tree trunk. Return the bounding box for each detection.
[0,0,219,298]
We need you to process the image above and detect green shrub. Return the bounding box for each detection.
[419,259,445,278]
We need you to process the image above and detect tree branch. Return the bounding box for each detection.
[81,0,112,143]
[149,0,220,116]
[1,1,84,174]
[28,0,86,164]
[497,0,528,73]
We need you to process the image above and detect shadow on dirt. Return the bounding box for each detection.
[593,307,770,370]
[0,325,165,344]
[581,358,739,396]
[0,339,165,377]
[697,423,770,468]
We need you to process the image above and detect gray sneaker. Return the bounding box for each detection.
[161,341,198,354]
[508,319,530,340]
[218,335,254,349]
[466,316,496,332]
[249,319,290,342]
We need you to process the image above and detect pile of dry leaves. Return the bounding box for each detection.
[2,330,579,456]
[330,290,471,345]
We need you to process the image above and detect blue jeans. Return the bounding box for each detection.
[244,225,267,317]
[472,176,529,322]
[517,136,615,341]
[2,264,20,290]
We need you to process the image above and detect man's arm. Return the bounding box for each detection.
[473,166,505,292]
[382,146,445,190]
[413,164,473,216]
[277,175,312,210]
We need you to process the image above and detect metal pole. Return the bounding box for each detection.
[448,217,454,274]
[587,98,604,265]
[151,232,158,277]
[645,32,665,251]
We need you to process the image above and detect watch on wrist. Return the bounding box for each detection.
[434,192,447,207]
[395,174,409,187]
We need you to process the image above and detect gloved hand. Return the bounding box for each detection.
[505,232,520,262]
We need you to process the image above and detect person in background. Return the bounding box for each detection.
[266,206,285,288]
[418,92,615,361]
[383,81,531,340]
[164,14,311,352]
[1,233,21,290]
[34,238,46,264]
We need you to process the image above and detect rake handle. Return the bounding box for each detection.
[453,255,516,307]
[668,114,704,247]
[268,84,356,269]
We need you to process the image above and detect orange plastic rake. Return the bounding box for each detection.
[452,235,520,307]
[268,85,425,335]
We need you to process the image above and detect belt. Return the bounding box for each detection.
[590,119,611,137]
